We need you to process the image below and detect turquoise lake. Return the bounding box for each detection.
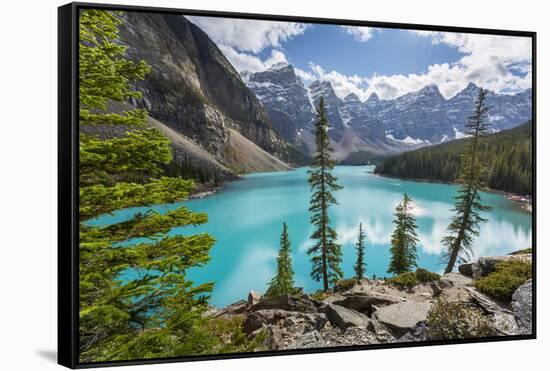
[89,166,533,307]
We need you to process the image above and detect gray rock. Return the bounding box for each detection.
[320,304,371,330]
[248,290,262,306]
[374,300,432,336]
[471,254,531,280]
[287,330,326,349]
[397,321,429,342]
[263,325,287,350]
[252,294,318,313]
[458,262,474,277]
[493,312,520,336]
[465,287,513,315]
[334,291,403,314]
[512,279,533,335]
[212,300,248,317]
[430,282,442,296]
[243,309,327,334]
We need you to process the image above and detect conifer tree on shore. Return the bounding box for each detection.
[388,193,419,275]
[354,223,367,280]
[442,88,491,273]
[266,223,295,297]
[307,97,343,292]
[78,10,217,361]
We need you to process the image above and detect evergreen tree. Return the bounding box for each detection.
[78,10,217,361]
[354,223,367,280]
[307,97,343,292]
[388,193,419,275]
[442,88,492,273]
[266,223,295,297]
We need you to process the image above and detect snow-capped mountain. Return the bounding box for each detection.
[308,80,346,142]
[243,62,316,145]
[446,82,532,132]
[370,82,532,143]
[242,63,532,158]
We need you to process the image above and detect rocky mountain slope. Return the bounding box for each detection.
[243,63,532,161]
[115,12,295,177]
[208,252,532,350]
[244,64,412,159]
[244,62,316,147]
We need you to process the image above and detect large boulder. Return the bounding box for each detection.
[512,279,533,335]
[320,304,371,330]
[374,300,432,336]
[334,291,403,315]
[471,254,531,280]
[458,262,474,277]
[251,294,319,313]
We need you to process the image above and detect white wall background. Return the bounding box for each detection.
[0,0,546,369]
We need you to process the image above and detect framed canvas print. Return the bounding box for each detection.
[58,2,536,368]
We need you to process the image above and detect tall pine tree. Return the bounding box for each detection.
[266,223,295,297]
[354,223,367,280]
[307,97,343,292]
[388,193,419,275]
[442,88,492,273]
[78,10,217,361]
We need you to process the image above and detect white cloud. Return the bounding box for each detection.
[295,67,315,81]
[186,16,308,53]
[341,26,381,42]
[304,31,531,101]
[308,62,370,100]
[218,46,288,73]
[365,31,533,99]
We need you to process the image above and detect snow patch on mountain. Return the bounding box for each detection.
[386,134,430,145]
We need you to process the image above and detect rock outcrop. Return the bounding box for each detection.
[374,301,432,336]
[459,254,532,279]
[320,304,371,330]
[512,279,533,335]
[208,252,532,351]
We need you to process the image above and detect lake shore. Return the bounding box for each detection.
[373,172,533,213]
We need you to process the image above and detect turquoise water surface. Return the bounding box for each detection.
[89,166,532,307]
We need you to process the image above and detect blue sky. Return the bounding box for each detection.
[186,16,532,100]
[261,26,464,77]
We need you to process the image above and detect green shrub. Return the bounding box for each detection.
[427,298,496,340]
[334,278,358,292]
[204,316,267,354]
[310,290,328,301]
[415,268,440,283]
[474,259,532,301]
[517,248,532,254]
[387,271,418,290]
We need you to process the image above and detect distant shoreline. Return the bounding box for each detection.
[373,172,532,213]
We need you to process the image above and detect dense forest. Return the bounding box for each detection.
[374,121,532,195]
[339,151,388,166]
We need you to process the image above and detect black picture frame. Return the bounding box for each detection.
[58,2,537,368]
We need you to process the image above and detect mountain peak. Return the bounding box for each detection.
[420,84,442,94]
[367,92,380,102]
[343,93,360,102]
[268,61,291,71]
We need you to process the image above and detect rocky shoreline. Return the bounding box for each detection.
[206,252,532,351]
